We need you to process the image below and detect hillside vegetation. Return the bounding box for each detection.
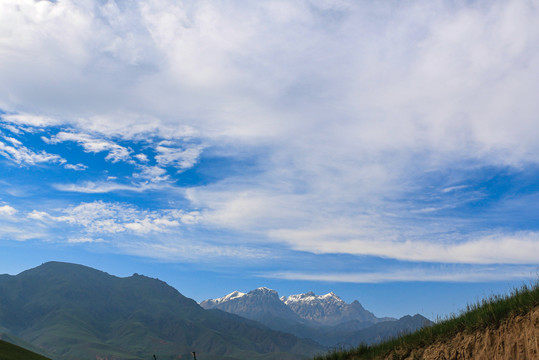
[0,339,51,360]
[0,262,322,360]
[314,281,539,360]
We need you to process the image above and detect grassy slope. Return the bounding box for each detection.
[314,281,539,360]
[0,339,51,360]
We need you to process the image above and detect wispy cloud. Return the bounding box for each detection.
[44,132,132,163]
[264,265,538,284]
[1,114,63,128]
[118,241,269,262]
[30,201,200,235]
[155,141,204,171]
[270,228,539,265]
[54,181,170,193]
[441,185,469,194]
[64,163,88,171]
[133,165,170,183]
[67,237,106,244]
[0,136,66,166]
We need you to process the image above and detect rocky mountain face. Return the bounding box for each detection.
[201,287,311,336]
[281,291,382,326]
[202,288,431,347]
[202,287,303,323]
[0,262,323,360]
[203,289,389,327]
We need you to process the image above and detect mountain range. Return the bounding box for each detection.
[201,288,432,347]
[0,262,322,360]
[0,262,432,359]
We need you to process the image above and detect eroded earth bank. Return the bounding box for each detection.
[386,306,539,360]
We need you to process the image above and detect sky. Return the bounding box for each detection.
[0,0,538,319]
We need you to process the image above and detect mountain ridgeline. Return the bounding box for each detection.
[0,262,322,360]
[0,262,432,360]
[201,287,432,347]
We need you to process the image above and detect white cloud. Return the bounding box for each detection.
[1,0,538,160]
[45,132,131,163]
[441,185,469,194]
[0,124,23,135]
[3,136,21,146]
[27,210,50,221]
[64,163,88,171]
[1,0,538,271]
[0,204,17,216]
[155,142,204,171]
[265,266,538,284]
[117,240,269,262]
[0,224,45,241]
[32,201,199,235]
[54,180,169,193]
[0,138,65,166]
[135,153,149,162]
[67,237,106,244]
[133,165,169,183]
[1,114,63,127]
[270,228,539,265]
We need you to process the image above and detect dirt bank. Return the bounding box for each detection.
[386,306,539,360]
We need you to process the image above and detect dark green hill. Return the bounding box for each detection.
[0,339,51,360]
[0,262,322,360]
[0,326,53,358]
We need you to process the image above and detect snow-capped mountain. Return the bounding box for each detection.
[200,287,304,326]
[281,291,381,326]
[202,288,385,327]
[200,290,246,307]
[200,288,431,348]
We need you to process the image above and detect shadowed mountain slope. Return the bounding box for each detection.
[0,339,51,360]
[0,262,322,360]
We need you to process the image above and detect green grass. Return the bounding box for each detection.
[313,280,539,360]
[0,339,51,360]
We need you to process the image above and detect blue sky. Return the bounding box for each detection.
[0,0,538,319]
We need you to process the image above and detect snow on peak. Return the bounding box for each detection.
[225,290,247,301]
[321,292,342,301]
[208,290,246,305]
[282,291,345,305]
[251,287,279,296]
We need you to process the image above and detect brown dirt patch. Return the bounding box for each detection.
[385,306,539,360]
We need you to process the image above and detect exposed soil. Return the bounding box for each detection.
[385,306,539,360]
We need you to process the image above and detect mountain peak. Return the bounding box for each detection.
[321,292,342,300]
[282,291,344,305]
[253,286,277,293]
[0,263,322,360]
[199,290,247,307]
[281,291,381,326]
[248,287,280,299]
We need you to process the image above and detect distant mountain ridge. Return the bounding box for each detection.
[281,291,387,326]
[202,287,304,324]
[201,288,431,347]
[0,262,323,360]
[202,288,391,327]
